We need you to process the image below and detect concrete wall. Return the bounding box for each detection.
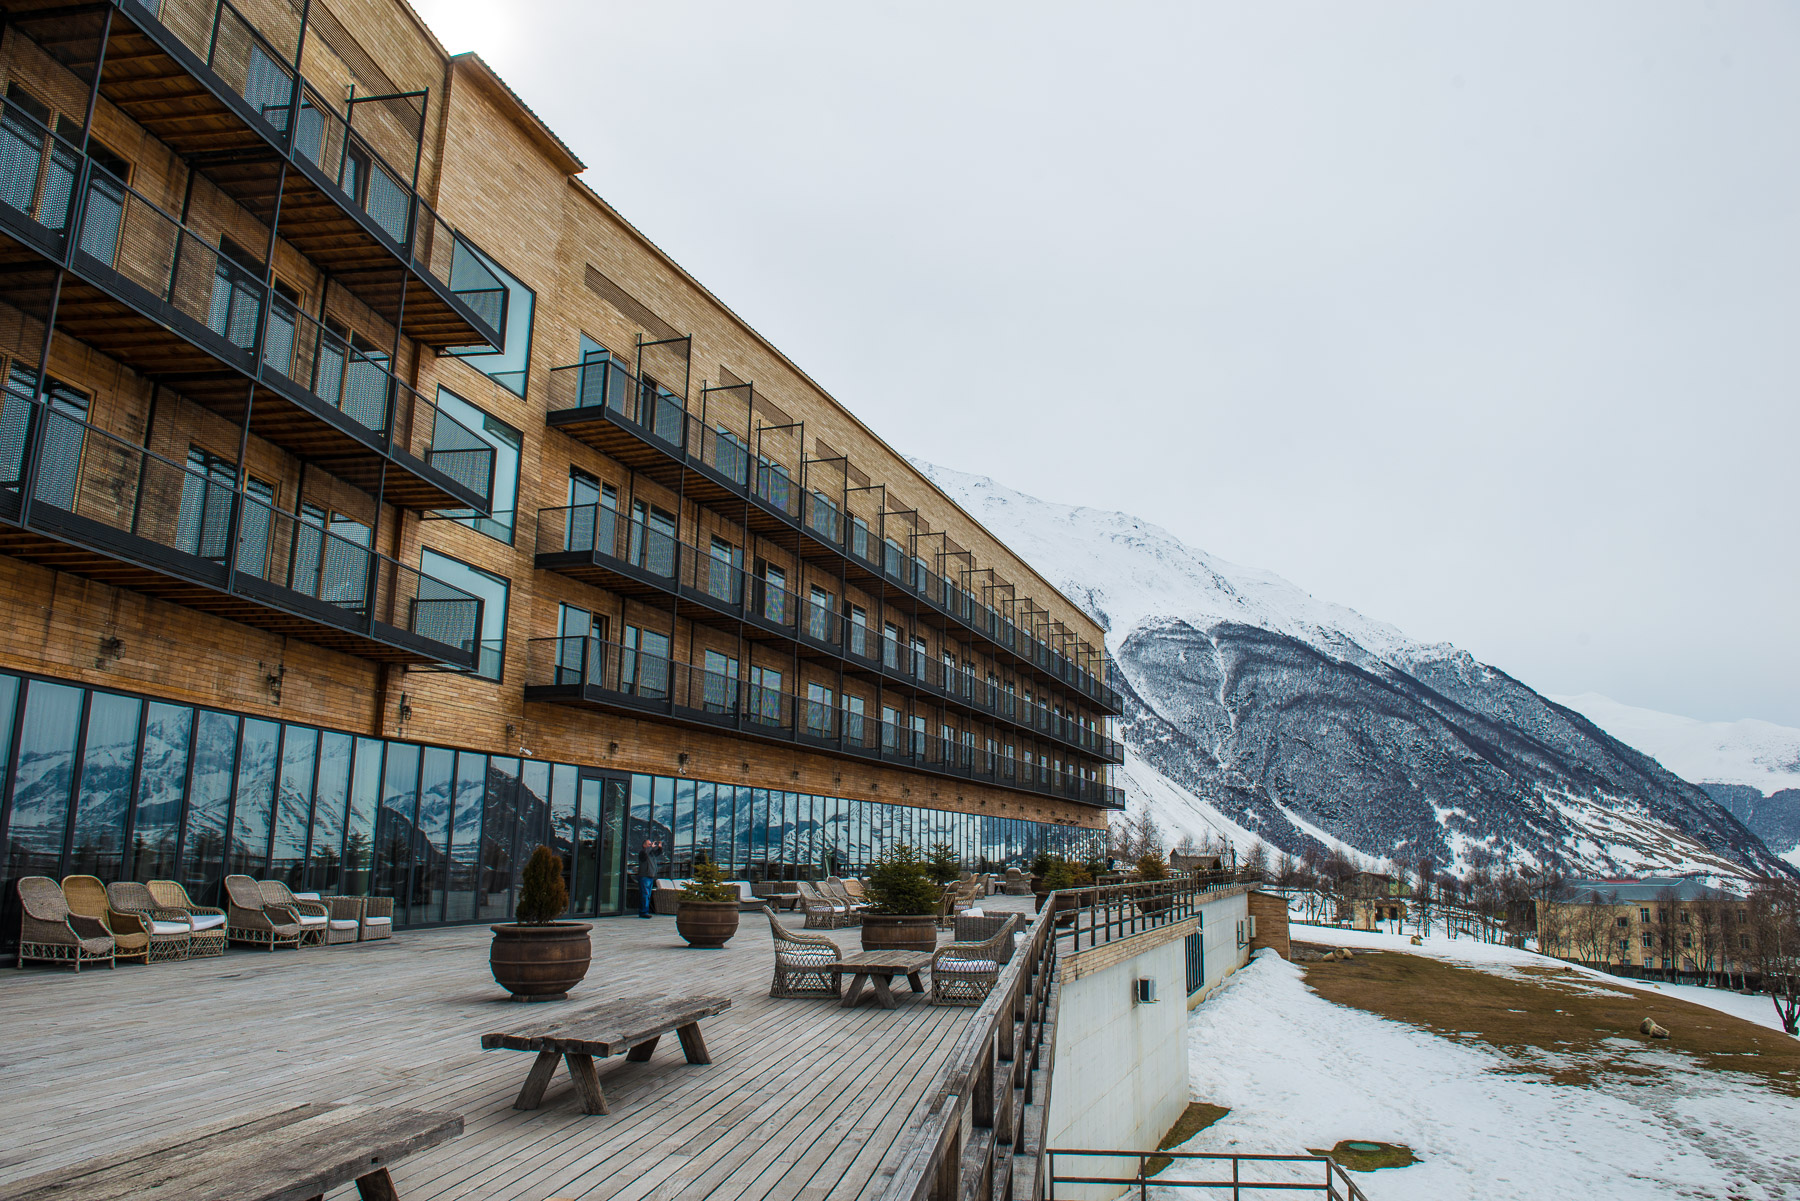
[1190,890,1251,1005]
[1047,889,1254,1199]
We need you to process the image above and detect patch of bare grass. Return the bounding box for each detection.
[1300,947,1800,1096]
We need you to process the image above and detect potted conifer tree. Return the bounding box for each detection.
[676,857,741,948]
[490,845,591,1001]
[861,843,941,952]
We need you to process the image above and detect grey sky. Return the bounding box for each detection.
[415,0,1800,726]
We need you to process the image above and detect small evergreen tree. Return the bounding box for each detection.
[926,841,961,886]
[1029,849,1056,877]
[682,855,740,903]
[1041,858,1079,890]
[516,845,569,924]
[1136,850,1170,881]
[865,843,940,915]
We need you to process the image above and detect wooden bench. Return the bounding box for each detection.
[0,1102,460,1201]
[480,994,731,1115]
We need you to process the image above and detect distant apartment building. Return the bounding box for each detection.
[1536,877,1754,976]
[0,0,1124,948]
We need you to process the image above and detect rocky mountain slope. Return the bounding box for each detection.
[921,462,1790,880]
[1546,693,1800,869]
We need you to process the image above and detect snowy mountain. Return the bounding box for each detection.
[1548,694,1800,869]
[919,461,1790,880]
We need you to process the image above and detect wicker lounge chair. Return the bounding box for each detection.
[841,877,869,902]
[146,880,228,958]
[764,906,842,998]
[16,876,113,971]
[933,881,980,929]
[62,875,150,965]
[930,914,1019,1005]
[821,877,868,915]
[358,895,395,941]
[105,881,193,963]
[796,881,855,929]
[223,874,302,950]
[260,881,330,946]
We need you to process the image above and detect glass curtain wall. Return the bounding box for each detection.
[0,666,1102,950]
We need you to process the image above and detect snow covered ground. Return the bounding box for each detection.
[1293,923,1796,1035]
[1162,948,1800,1200]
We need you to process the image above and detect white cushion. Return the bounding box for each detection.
[777,951,838,965]
[188,914,226,932]
[328,919,359,931]
[364,916,392,926]
[964,907,985,917]
[296,914,328,926]
[733,881,756,900]
[656,879,678,890]
[294,892,322,901]
[937,958,997,972]
[150,921,189,935]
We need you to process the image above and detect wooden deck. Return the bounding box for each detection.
[0,897,1035,1201]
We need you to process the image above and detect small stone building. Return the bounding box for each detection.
[1248,890,1291,959]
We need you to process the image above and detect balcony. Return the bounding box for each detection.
[524,635,1125,809]
[542,354,1123,714]
[0,405,484,669]
[0,110,495,512]
[2,0,506,349]
[534,505,1125,765]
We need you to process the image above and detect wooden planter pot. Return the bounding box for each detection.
[861,914,937,953]
[675,900,740,948]
[490,922,592,1002]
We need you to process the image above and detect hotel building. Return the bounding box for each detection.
[0,0,1122,946]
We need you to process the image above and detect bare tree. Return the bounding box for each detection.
[1653,886,1681,981]
[1693,892,1728,986]
[1240,839,1269,884]
[1750,878,1800,1035]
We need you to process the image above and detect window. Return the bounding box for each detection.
[292,502,370,606]
[1640,908,1650,923]
[808,586,833,643]
[881,705,901,752]
[843,695,866,745]
[1679,910,1690,924]
[420,548,508,680]
[1641,933,1652,948]
[630,500,676,577]
[805,683,835,738]
[707,536,740,604]
[761,563,788,624]
[555,603,601,683]
[703,649,739,715]
[845,603,869,657]
[1615,916,1628,928]
[431,387,519,541]
[750,665,783,724]
[882,622,902,670]
[565,470,616,553]
[209,236,263,351]
[448,242,533,396]
[76,139,130,266]
[621,624,671,699]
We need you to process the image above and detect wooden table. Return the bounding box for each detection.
[834,950,933,1009]
[0,1102,460,1201]
[481,994,731,1116]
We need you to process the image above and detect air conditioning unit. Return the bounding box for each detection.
[1248,914,1257,938]
[1135,977,1157,1004]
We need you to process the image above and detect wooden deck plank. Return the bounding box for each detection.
[0,899,1036,1201]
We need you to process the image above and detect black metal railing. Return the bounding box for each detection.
[0,402,483,667]
[0,109,496,512]
[527,635,1124,808]
[534,504,1123,764]
[124,0,507,346]
[1046,1149,1371,1201]
[1053,873,1243,951]
[543,353,1121,714]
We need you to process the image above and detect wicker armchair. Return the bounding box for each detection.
[841,877,869,902]
[933,881,980,929]
[223,874,302,950]
[105,881,192,963]
[16,877,113,971]
[953,912,1019,965]
[146,880,227,958]
[358,895,395,941]
[62,875,149,965]
[931,914,1019,1006]
[796,881,856,929]
[259,881,330,947]
[764,906,842,998]
[320,895,364,945]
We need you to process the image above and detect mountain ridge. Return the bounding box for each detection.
[917,460,1789,880]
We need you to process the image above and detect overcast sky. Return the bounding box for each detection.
[415,1,1799,727]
